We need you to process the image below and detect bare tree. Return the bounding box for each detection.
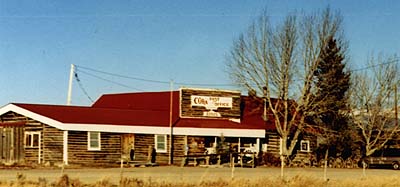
[226,8,344,177]
[349,54,399,160]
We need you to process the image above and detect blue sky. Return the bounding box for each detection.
[0,0,399,106]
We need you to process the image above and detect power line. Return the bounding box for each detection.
[74,72,95,103]
[73,58,399,94]
[75,64,237,87]
[75,68,145,91]
[75,65,170,84]
[350,58,399,72]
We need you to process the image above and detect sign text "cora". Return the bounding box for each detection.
[191,96,233,110]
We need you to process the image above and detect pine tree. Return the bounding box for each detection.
[313,36,350,130]
[312,36,351,158]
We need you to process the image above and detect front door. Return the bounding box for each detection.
[0,126,25,164]
[122,134,135,161]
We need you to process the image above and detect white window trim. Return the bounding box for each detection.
[88,131,101,151]
[155,134,167,153]
[25,131,40,148]
[300,140,310,152]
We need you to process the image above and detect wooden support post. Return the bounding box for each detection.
[120,158,124,180]
[63,131,68,165]
[240,153,243,167]
[252,153,255,168]
[231,156,235,179]
[230,153,233,168]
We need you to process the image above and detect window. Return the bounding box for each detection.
[25,132,40,148]
[88,132,101,151]
[300,140,310,152]
[155,135,167,153]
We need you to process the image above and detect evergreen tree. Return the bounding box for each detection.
[312,36,351,158]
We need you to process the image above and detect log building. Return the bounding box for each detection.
[0,88,313,167]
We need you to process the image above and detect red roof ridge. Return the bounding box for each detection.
[12,103,91,108]
[98,90,179,97]
[13,103,173,113]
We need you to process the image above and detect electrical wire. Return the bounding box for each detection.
[73,58,399,100]
[74,72,95,103]
[75,68,145,91]
[350,58,399,72]
[75,65,170,84]
[74,64,237,87]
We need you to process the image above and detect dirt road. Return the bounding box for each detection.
[0,166,399,184]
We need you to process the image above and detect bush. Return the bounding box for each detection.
[261,152,281,166]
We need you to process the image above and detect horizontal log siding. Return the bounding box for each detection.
[180,89,241,119]
[266,133,281,156]
[133,134,156,163]
[68,131,121,166]
[172,135,185,164]
[134,134,186,165]
[42,126,63,165]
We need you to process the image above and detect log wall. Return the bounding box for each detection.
[133,134,186,165]
[42,125,63,165]
[68,131,121,166]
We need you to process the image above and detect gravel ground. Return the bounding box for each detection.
[0,166,399,184]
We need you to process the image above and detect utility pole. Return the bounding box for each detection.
[64,64,75,166]
[168,80,174,165]
[67,64,75,105]
[395,83,398,128]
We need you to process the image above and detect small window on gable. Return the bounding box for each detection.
[25,132,40,148]
[88,132,101,151]
[300,140,310,152]
[155,135,167,153]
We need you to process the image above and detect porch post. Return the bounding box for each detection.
[63,131,68,165]
[256,138,260,153]
[238,138,241,153]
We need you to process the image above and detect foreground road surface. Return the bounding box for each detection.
[0,166,399,184]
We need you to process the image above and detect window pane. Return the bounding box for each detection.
[32,134,39,147]
[156,135,166,150]
[25,134,32,147]
[90,140,99,148]
[157,142,165,150]
[89,132,100,149]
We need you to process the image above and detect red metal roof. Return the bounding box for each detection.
[240,96,277,130]
[7,92,277,131]
[92,91,180,112]
[14,103,172,127]
[13,103,263,130]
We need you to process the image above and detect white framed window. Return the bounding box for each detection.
[25,132,40,148]
[88,132,101,151]
[155,134,167,153]
[300,140,310,152]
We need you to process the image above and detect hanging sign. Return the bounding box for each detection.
[191,95,233,110]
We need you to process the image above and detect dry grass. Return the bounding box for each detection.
[1,173,400,187]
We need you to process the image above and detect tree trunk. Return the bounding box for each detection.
[362,160,367,178]
[280,155,285,179]
[324,149,329,182]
